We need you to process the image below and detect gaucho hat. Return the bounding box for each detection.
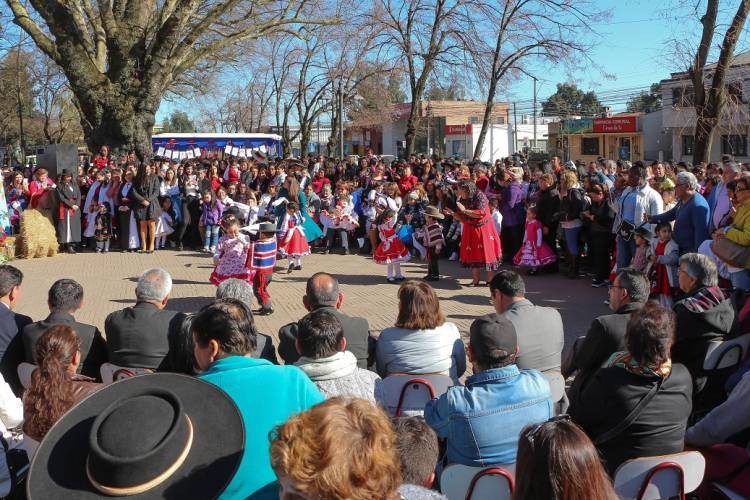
[27,373,244,499]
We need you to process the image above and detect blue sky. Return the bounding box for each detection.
[157,0,745,121]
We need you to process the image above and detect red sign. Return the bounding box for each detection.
[445,124,473,135]
[592,116,638,133]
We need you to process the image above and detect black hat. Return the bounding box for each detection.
[258,222,277,233]
[60,169,72,177]
[423,205,444,220]
[469,315,517,361]
[28,374,244,499]
[634,226,652,241]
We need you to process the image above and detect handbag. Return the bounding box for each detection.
[594,377,663,445]
[711,237,750,268]
[616,219,636,241]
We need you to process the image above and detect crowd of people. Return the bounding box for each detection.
[0,148,749,498]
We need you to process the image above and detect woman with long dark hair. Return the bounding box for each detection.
[131,162,162,253]
[444,179,502,286]
[514,416,618,500]
[181,163,201,250]
[276,176,324,243]
[23,325,102,443]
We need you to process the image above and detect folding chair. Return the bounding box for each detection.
[17,363,37,389]
[440,463,515,500]
[613,451,705,500]
[703,333,750,371]
[383,374,453,417]
[100,363,153,385]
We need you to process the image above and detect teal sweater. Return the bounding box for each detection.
[199,356,323,499]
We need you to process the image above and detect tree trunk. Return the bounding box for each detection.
[692,113,717,163]
[474,79,499,160]
[404,99,422,156]
[327,106,340,157]
[77,96,156,160]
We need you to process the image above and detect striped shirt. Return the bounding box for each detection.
[252,239,277,273]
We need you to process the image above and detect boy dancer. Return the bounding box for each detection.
[246,222,277,315]
[417,206,445,281]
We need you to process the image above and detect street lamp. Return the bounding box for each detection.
[426,101,433,155]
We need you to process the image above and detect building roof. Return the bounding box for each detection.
[663,50,750,82]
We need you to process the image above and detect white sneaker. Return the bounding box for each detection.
[448,252,458,261]
[202,247,210,253]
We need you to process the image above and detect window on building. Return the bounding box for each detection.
[727,81,744,104]
[682,135,694,156]
[722,135,747,156]
[581,137,600,155]
[495,116,505,124]
[469,116,479,124]
[672,86,694,106]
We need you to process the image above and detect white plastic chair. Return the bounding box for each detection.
[703,333,750,371]
[17,362,37,389]
[100,363,153,385]
[613,451,705,500]
[440,463,516,500]
[383,374,453,417]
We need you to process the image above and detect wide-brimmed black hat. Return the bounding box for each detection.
[28,373,244,499]
[258,222,277,233]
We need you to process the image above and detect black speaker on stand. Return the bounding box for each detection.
[36,144,78,181]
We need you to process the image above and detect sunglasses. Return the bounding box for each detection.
[524,415,572,446]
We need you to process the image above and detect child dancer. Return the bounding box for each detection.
[416,206,445,281]
[210,216,253,285]
[373,209,410,283]
[649,222,679,307]
[513,205,557,275]
[278,201,311,273]
[489,198,503,238]
[321,182,358,254]
[247,222,277,315]
[155,197,175,249]
[94,202,112,253]
[200,190,224,253]
[630,227,653,275]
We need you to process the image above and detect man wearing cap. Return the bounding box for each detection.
[424,316,552,466]
[488,270,565,411]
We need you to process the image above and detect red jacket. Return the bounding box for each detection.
[398,175,418,197]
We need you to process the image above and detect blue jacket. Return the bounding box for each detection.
[651,192,710,254]
[424,365,552,466]
[199,356,323,499]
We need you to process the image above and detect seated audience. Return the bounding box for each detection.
[376,281,465,383]
[424,316,552,466]
[157,313,197,375]
[294,309,384,404]
[271,397,427,500]
[514,416,618,500]
[672,253,737,394]
[0,265,31,395]
[566,268,648,396]
[393,417,445,498]
[105,268,185,369]
[489,270,565,408]
[0,373,23,498]
[194,299,323,499]
[569,302,692,474]
[23,325,102,446]
[22,278,107,379]
[216,278,278,363]
[278,272,371,368]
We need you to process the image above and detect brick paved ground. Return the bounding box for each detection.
[11,250,611,352]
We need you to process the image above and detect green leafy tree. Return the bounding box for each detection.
[542,83,605,117]
[626,84,662,113]
[165,111,195,133]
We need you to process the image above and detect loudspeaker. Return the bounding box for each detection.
[36,144,78,181]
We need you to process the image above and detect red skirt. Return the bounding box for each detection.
[210,269,254,286]
[279,228,311,257]
[374,238,411,264]
[460,220,502,270]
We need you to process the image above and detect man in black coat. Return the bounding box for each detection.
[105,268,184,370]
[565,268,649,397]
[0,266,31,396]
[278,272,372,369]
[22,279,108,380]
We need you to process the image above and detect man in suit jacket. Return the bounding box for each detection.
[105,268,184,370]
[0,266,32,395]
[565,268,649,398]
[278,272,371,368]
[488,270,565,407]
[22,279,108,380]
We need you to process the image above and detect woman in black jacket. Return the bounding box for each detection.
[131,162,162,253]
[558,170,586,278]
[583,182,616,287]
[535,173,561,270]
[569,302,692,475]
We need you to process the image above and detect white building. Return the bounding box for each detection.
[443,124,510,162]
[511,114,555,153]
[658,51,750,162]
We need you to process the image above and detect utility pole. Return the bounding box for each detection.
[14,33,26,166]
[532,76,537,151]
[513,103,518,154]
[316,116,320,155]
[339,83,345,159]
[426,101,432,155]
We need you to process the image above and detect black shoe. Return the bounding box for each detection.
[527,268,538,276]
[287,265,294,274]
[425,275,440,282]
[67,245,76,254]
[387,277,397,283]
[395,276,406,282]
[259,306,274,315]
[294,265,302,271]
[591,280,609,288]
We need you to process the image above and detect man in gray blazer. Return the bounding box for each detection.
[278,272,371,368]
[489,270,565,409]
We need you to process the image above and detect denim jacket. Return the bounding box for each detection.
[424,365,552,466]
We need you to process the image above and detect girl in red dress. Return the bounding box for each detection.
[373,209,411,283]
[278,201,311,273]
[444,179,502,286]
[649,221,680,307]
[210,217,253,286]
[513,205,557,274]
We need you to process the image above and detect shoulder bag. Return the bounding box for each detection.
[711,237,750,268]
[594,377,663,445]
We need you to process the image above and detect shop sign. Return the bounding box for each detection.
[445,124,472,135]
[593,116,638,133]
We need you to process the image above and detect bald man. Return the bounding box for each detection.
[278,272,372,368]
